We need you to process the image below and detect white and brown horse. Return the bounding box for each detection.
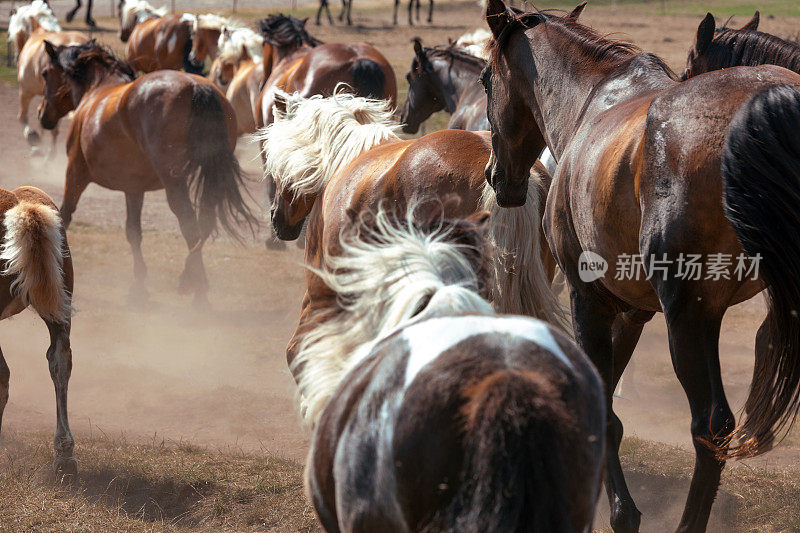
[299,207,605,531]
[9,0,87,153]
[0,186,76,476]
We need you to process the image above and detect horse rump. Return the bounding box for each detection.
[722,84,800,456]
[434,369,573,532]
[0,201,71,323]
[350,58,386,100]
[185,83,258,240]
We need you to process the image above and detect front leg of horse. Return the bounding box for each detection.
[84,0,96,27]
[19,90,41,150]
[125,192,149,305]
[45,320,76,479]
[662,301,733,532]
[570,288,642,533]
[66,0,81,22]
[427,0,433,23]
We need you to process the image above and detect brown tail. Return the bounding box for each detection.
[0,202,71,323]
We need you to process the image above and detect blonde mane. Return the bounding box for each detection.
[292,207,493,425]
[192,13,240,32]
[455,28,491,60]
[120,0,167,29]
[8,1,61,45]
[258,89,401,200]
[218,26,264,63]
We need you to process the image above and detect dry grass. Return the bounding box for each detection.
[0,428,318,532]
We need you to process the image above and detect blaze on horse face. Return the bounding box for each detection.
[400,39,445,134]
[39,41,76,130]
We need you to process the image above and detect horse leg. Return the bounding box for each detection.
[346,0,353,25]
[45,319,76,478]
[407,0,414,25]
[338,0,346,22]
[393,0,399,25]
[19,89,40,148]
[84,0,95,27]
[66,0,81,22]
[662,299,732,532]
[415,0,421,22]
[570,287,642,533]
[612,309,653,398]
[427,0,433,23]
[48,126,59,160]
[125,191,148,304]
[164,184,209,306]
[60,162,90,230]
[0,346,9,435]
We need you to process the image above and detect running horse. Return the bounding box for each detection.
[301,207,605,532]
[187,13,237,66]
[257,13,322,84]
[9,0,87,153]
[259,91,563,372]
[39,41,257,305]
[681,11,800,80]
[400,38,489,133]
[0,186,76,477]
[118,0,202,74]
[317,0,434,26]
[482,1,800,531]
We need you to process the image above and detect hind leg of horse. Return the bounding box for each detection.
[0,346,9,436]
[84,0,95,26]
[346,0,353,25]
[164,184,209,306]
[427,0,433,23]
[66,0,81,22]
[570,288,642,533]
[45,319,76,477]
[662,301,732,532]
[125,191,148,303]
[612,309,652,398]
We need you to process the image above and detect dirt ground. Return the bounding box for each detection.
[0,0,799,531]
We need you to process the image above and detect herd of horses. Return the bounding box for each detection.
[2,0,800,531]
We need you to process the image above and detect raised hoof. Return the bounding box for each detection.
[611,504,642,533]
[53,456,78,480]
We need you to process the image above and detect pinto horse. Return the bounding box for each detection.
[9,0,87,153]
[482,1,800,531]
[39,41,257,305]
[680,11,800,80]
[0,186,76,476]
[258,91,563,371]
[301,207,605,532]
[401,38,489,133]
[118,0,202,74]
[209,43,263,137]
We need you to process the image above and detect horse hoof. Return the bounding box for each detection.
[610,505,641,533]
[53,456,78,480]
[86,18,97,27]
[25,128,41,147]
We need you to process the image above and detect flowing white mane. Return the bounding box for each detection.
[192,13,241,32]
[258,89,401,200]
[8,0,61,43]
[292,206,493,425]
[120,0,167,29]
[218,26,264,63]
[455,28,491,60]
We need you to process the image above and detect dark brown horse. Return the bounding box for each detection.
[681,11,800,80]
[400,39,489,133]
[39,41,256,305]
[257,13,322,84]
[41,0,96,27]
[482,1,800,531]
[302,208,605,532]
[316,0,433,26]
[0,186,76,476]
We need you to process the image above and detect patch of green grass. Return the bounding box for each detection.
[0,32,18,86]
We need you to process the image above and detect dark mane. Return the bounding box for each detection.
[58,41,135,82]
[489,8,640,70]
[708,28,800,73]
[258,14,323,49]
[424,44,487,70]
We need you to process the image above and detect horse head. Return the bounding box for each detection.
[400,39,445,134]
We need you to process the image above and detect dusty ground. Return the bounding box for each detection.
[0,0,799,531]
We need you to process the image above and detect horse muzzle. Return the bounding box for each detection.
[271,206,305,241]
[486,161,528,208]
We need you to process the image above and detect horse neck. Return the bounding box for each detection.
[82,66,132,94]
[431,55,482,113]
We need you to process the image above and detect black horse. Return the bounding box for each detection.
[41,0,95,27]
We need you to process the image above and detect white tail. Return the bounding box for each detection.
[257,89,401,201]
[293,206,493,425]
[0,202,71,323]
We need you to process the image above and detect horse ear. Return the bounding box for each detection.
[43,40,59,64]
[740,11,759,31]
[485,0,510,38]
[695,13,715,54]
[566,1,587,20]
[413,38,424,60]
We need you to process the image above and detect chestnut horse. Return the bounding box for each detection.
[302,207,605,532]
[681,11,800,80]
[400,38,489,133]
[187,13,245,66]
[0,186,76,476]
[482,1,800,531]
[258,91,563,371]
[39,41,257,305]
[118,0,202,74]
[9,0,87,152]
[316,0,434,26]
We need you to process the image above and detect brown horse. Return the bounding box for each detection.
[681,11,800,80]
[401,38,489,133]
[188,13,250,66]
[482,1,800,531]
[316,0,434,26]
[9,0,87,152]
[258,91,563,373]
[302,207,605,532]
[257,13,322,85]
[118,0,202,74]
[39,41,256,305]
[210,54,263,137]
[0,186,76,476]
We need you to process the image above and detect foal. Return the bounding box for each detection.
[302,208,605,532]
[0,186,76,476]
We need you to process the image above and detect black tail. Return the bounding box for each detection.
[349,58,386,99]
[444,371,573,532]
[722,84,800,457]
[186,84,259,241]
[183,37,205,75]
